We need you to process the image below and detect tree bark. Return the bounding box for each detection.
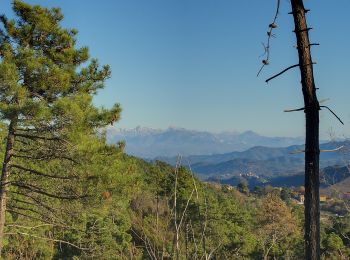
[0,120,16,254]
[290,1,320,259]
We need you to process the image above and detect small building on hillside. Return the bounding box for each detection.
[320,195,327,202]
[297,194,327,204]
[343,192,350,200]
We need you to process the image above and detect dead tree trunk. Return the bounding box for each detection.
[290,0,320,259]
[0,119,16,254]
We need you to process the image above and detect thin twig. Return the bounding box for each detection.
[206,242,222,260]
[178,189,195,231]
[186,159,199,200]
[189,220,199,258]
[200,196,208,258]
[7,223,55,230]
[5,231,88,250]
[173,155,181,260]
[130,228,157,260]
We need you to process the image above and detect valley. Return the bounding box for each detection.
[109,126,350,191]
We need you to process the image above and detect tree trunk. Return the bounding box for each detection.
[185,223,189,259]
[290,1,320,259]
[0,120,16,254]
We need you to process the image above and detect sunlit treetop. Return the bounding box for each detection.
[0,0,121,129]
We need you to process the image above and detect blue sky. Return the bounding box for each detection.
[2,0,350,138]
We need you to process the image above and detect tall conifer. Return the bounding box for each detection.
[0,0,121,252]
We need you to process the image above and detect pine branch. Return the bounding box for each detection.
[14,133,70,144]
[6,207,85,232]
[10,197,63,222]
[11,182,87,200]
[10,191,58,215]
[7,209,56,225]
[8,204,44,217]
[11,164,78,180]
[12,154,79,164]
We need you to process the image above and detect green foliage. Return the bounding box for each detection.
[0,1,125,258]
[255,192,303,259]
[237,181,249,194]
[320,214,350,259]
[280,187,292,203]
[325,233,344,252]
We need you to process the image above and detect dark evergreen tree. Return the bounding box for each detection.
[0,0,121,254]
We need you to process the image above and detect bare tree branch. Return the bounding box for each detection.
[4,231,88,250]
[320,146,344,153]
[265,64,300,83]
[320,105,344,125]
[266,63,316,83]
[284,107,305,112]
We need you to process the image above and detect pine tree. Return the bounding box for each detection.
[0,0,121,253]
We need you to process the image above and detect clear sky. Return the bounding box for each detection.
[2,0,350,138]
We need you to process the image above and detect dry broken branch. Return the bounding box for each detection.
[5,231,88,250]
[257,0,281,76]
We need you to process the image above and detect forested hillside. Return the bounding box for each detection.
[3,144,350,259]
[3,149,349,259]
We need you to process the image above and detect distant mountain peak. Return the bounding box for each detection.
[167,126,189,132]
[109,126,162,135]
[106,126,305,158]
[240,130,259,136]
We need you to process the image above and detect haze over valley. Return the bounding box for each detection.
[107,126,350,191]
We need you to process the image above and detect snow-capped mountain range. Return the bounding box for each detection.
[106,126,305,158]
